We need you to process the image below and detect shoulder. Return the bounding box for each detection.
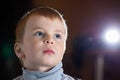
[12,75,23,80]
[63,74,82,80]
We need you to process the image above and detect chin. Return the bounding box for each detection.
[42,61,58,67]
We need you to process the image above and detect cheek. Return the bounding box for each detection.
[23,40,39,54]
[57,41,66,53]
[30,41,42,52]
[62,40,66,49]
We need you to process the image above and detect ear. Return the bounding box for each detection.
[14,42,25,58]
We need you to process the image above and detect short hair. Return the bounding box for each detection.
[15,7,67,43]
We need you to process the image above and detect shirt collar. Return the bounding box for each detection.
[22,62,63,80]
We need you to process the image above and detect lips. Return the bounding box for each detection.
[43,49,55,55]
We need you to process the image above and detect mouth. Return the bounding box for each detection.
[43,49,55,55]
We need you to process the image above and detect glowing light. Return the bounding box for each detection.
[105,29,120,44]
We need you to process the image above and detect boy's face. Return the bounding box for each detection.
[19,15,67,71]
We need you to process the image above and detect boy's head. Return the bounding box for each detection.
[16,7,67,43]
[14,7,68,71]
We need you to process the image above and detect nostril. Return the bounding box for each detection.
[51,42,53,44]
[44,40,53,44]
[46,41,49,43]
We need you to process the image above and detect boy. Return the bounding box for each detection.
[13,7,81,80]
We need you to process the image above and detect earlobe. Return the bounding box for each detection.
[14,42,24,58]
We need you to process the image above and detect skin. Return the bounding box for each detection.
[14,15,67,72]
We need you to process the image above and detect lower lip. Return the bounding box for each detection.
[43,51,54,55]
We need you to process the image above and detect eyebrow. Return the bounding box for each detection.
[32,27,42,31]
[32,26,66,34]
[55,30,66,34]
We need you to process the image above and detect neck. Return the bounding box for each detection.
[24,64,56,72]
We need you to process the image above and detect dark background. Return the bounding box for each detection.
[0,0,120,80]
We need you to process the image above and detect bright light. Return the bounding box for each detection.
[105,29,120,44]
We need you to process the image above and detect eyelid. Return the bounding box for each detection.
[33,28,43,33]
[33,29,43,34]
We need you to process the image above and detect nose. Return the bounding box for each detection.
[44,36,54,45]
[44,40,53,44]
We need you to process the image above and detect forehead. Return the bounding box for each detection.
[25,15,66,32]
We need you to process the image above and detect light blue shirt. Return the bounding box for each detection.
[13,62,81,80]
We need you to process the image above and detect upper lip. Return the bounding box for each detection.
[43,49,55,54]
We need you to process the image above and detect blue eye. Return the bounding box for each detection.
[35,31,44,37]
[55,34,61,39]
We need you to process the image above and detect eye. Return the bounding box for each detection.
[55,34,62,39]
[35,31,44,37]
